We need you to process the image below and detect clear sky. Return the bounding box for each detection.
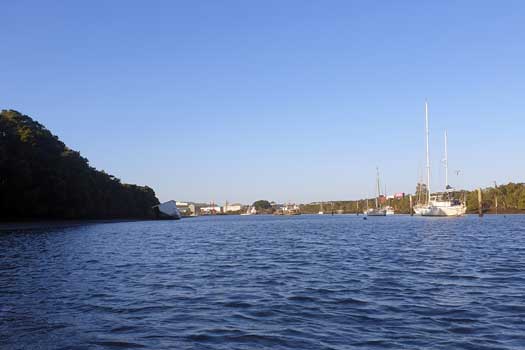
[2,1,524,204]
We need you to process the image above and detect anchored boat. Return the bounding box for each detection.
[364,168,387,216]
[416,102,466,217]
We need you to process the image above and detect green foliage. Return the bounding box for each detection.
[0,110,159,220]
[253,200,271,210]
[477,183,525,213]
[300,183,525,215]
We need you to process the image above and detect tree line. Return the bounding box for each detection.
[0,110,159,220]
[300,183,525,214]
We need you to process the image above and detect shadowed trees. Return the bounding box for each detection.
[0,110,159,220]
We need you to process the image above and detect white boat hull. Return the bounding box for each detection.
[364,208,387,216]
[419,204,466,217]
[413,205,424,216]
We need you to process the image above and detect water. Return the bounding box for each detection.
[1,215,525,350]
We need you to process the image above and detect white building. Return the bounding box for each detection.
[224,203,243,212]
[200,206,222,214]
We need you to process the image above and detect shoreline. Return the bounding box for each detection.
[2,212,523,231]
[0,219,152,231]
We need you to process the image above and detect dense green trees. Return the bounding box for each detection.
[300,183,525,215]
[466,183,525,213]
[253,200,271,210]
[0,110,159,220]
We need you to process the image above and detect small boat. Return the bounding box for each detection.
[318,202,324,215]
[241,206,257,215]
[366,208,387,216]
[385,206,395,215]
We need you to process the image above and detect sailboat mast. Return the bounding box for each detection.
[444,130,448,189]
[376,167,381,208]
[425,101,431,204]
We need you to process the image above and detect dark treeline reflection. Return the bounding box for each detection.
[0,110,159,220]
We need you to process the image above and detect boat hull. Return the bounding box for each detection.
[413,206,424,216]
[419,205,466,217]
[364,209,387,216]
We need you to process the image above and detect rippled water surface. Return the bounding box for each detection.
[2,215,525,349]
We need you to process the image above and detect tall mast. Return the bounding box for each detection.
[425,101,431,204]
[376,167,380,208]
[444,130,448,189]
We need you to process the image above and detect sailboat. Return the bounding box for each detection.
[416,102,467,217]
[318,202,324,215]
[364,168,387,216]
[383,184,395,215]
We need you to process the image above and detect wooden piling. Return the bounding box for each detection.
[478,188,483,217]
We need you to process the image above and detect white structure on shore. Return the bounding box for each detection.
[200,205,222,215]
[152,200,181,220]
[223,202,243,212]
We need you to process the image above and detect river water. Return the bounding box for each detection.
[1,215,525,349]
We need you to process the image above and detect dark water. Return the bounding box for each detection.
[2,215,525,350]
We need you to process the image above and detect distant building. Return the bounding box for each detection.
[200,206,222,215]
[224,203,243,212]
[175,201,191,215]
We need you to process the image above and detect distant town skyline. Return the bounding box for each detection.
[2,1,524,203]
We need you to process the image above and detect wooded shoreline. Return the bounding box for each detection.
[0,219,153,231]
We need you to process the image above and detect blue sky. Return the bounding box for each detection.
[2,1,524,203]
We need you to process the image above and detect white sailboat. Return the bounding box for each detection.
[364,168,387,216]
[318,202,324,215]
[241,206,257,215]
[383,184,395,215]
[416,102,466,217]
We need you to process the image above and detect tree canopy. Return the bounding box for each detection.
[0,110,159,220]
[252,200,271,210]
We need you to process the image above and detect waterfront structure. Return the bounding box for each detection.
[275,203,301,215]
[188,204,198,216]
[152,200,182,220]
[200,205,222,215]
[224,202,243,212]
